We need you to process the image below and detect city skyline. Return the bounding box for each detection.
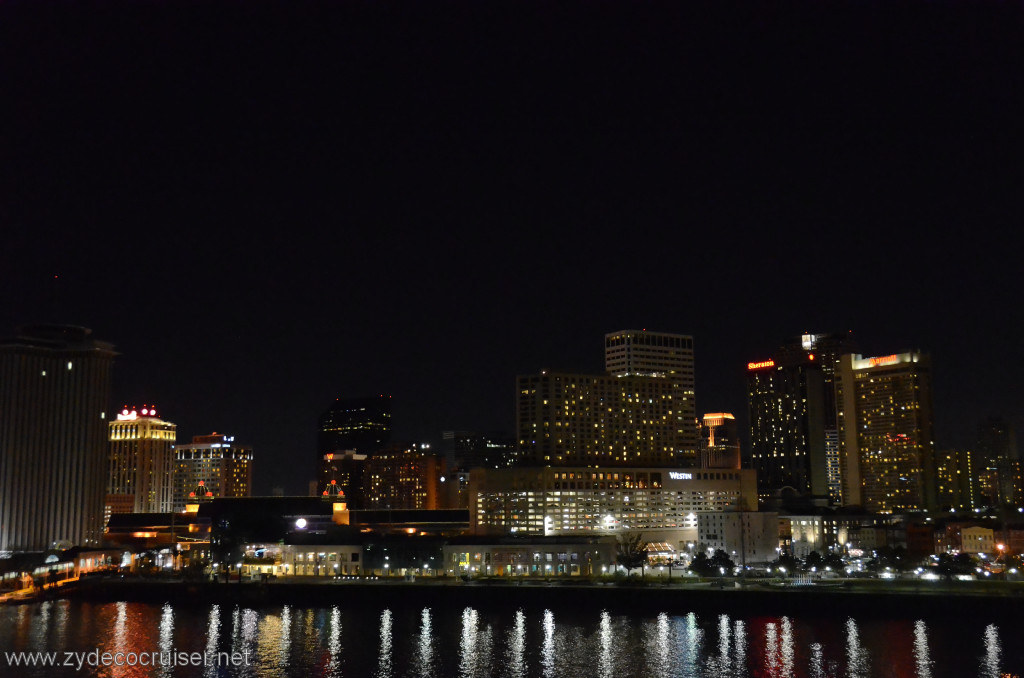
[4,2,1021,496]
[0,320,1017,500]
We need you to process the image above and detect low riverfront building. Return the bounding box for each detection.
[444,535,616,577]
[469,466,757,549]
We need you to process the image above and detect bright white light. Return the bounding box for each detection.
[295,518,307,529]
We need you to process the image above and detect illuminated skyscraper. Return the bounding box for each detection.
[172,433,253,511]
[934,448,974,510]
[605,330,698,461]
[836,351,936,513]
[362,443,442,510]
[516,371,680,466]
[317,395,391,493]
[0,325,115,552]
[699,412,741,469]
[106,405,176,516]
[967,417,1021,508]
[746,332,856,505]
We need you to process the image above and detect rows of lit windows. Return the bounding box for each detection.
[476,488,742,534]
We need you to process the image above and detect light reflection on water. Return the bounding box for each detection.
[734,619,747,677]
[504,609,525,678]
[809,642,824,678]
[643,612,670,677]
[765,621,779,676]
[682,611,703,676]
[203,605,220,678]
[846,617,869,678]
[597,610,612,678]
[326,607,341,678]
[377,608,392,678]
[416,608,435,678]
[157,604,173,678]
[0,600,1019,678]
[981,623,1001,678]
[913,620,931,678]
[541,609,555,678]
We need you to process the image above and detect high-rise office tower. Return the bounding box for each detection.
[516,371,679,466]
[934,448,974,510]
[106,405,176,516]
[699,413,741,469]
[746,332,856,505]
[362,443,442,510]
[976,416,1018,463]
[605,330,698,461]
[972,417,1020,507]
[0,325,115,552]
[440,430,513,471]
[317,395,391,493]
[172,433,253,511]
[836,351,936,513]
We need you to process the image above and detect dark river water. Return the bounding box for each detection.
[0,599,1019,677]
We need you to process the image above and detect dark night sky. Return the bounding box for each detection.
[2,1,1022,495]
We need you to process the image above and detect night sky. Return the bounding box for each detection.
[3,1,1022,495]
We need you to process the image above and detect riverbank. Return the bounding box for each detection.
[65,576,1024,619]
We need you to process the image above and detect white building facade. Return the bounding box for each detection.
[470,466,757,549]
[697,511,780,565]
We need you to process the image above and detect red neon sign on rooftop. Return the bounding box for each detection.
[747,359,775,371]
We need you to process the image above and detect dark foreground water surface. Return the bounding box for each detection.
[1,598,1020,677]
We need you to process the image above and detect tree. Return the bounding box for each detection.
[771,552,800,576]
[823,552,845,571]
[867,546,912,573]
[616,532,648,576]
[804,551,824,571]
[686,549,734,577]
[710,549,735,574]
[935,552,976,579]
[688,551,716,577]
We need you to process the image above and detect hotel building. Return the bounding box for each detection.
[469,466,757,548]
[106,406,176,516]
[934,448,975,510]
[515,371,680,467]
[172,433,253,511]
[605,330,698,461]
[362,444,443,510]
[836,352,936,512]
[747,332,856,505]
[0,325,115,552]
